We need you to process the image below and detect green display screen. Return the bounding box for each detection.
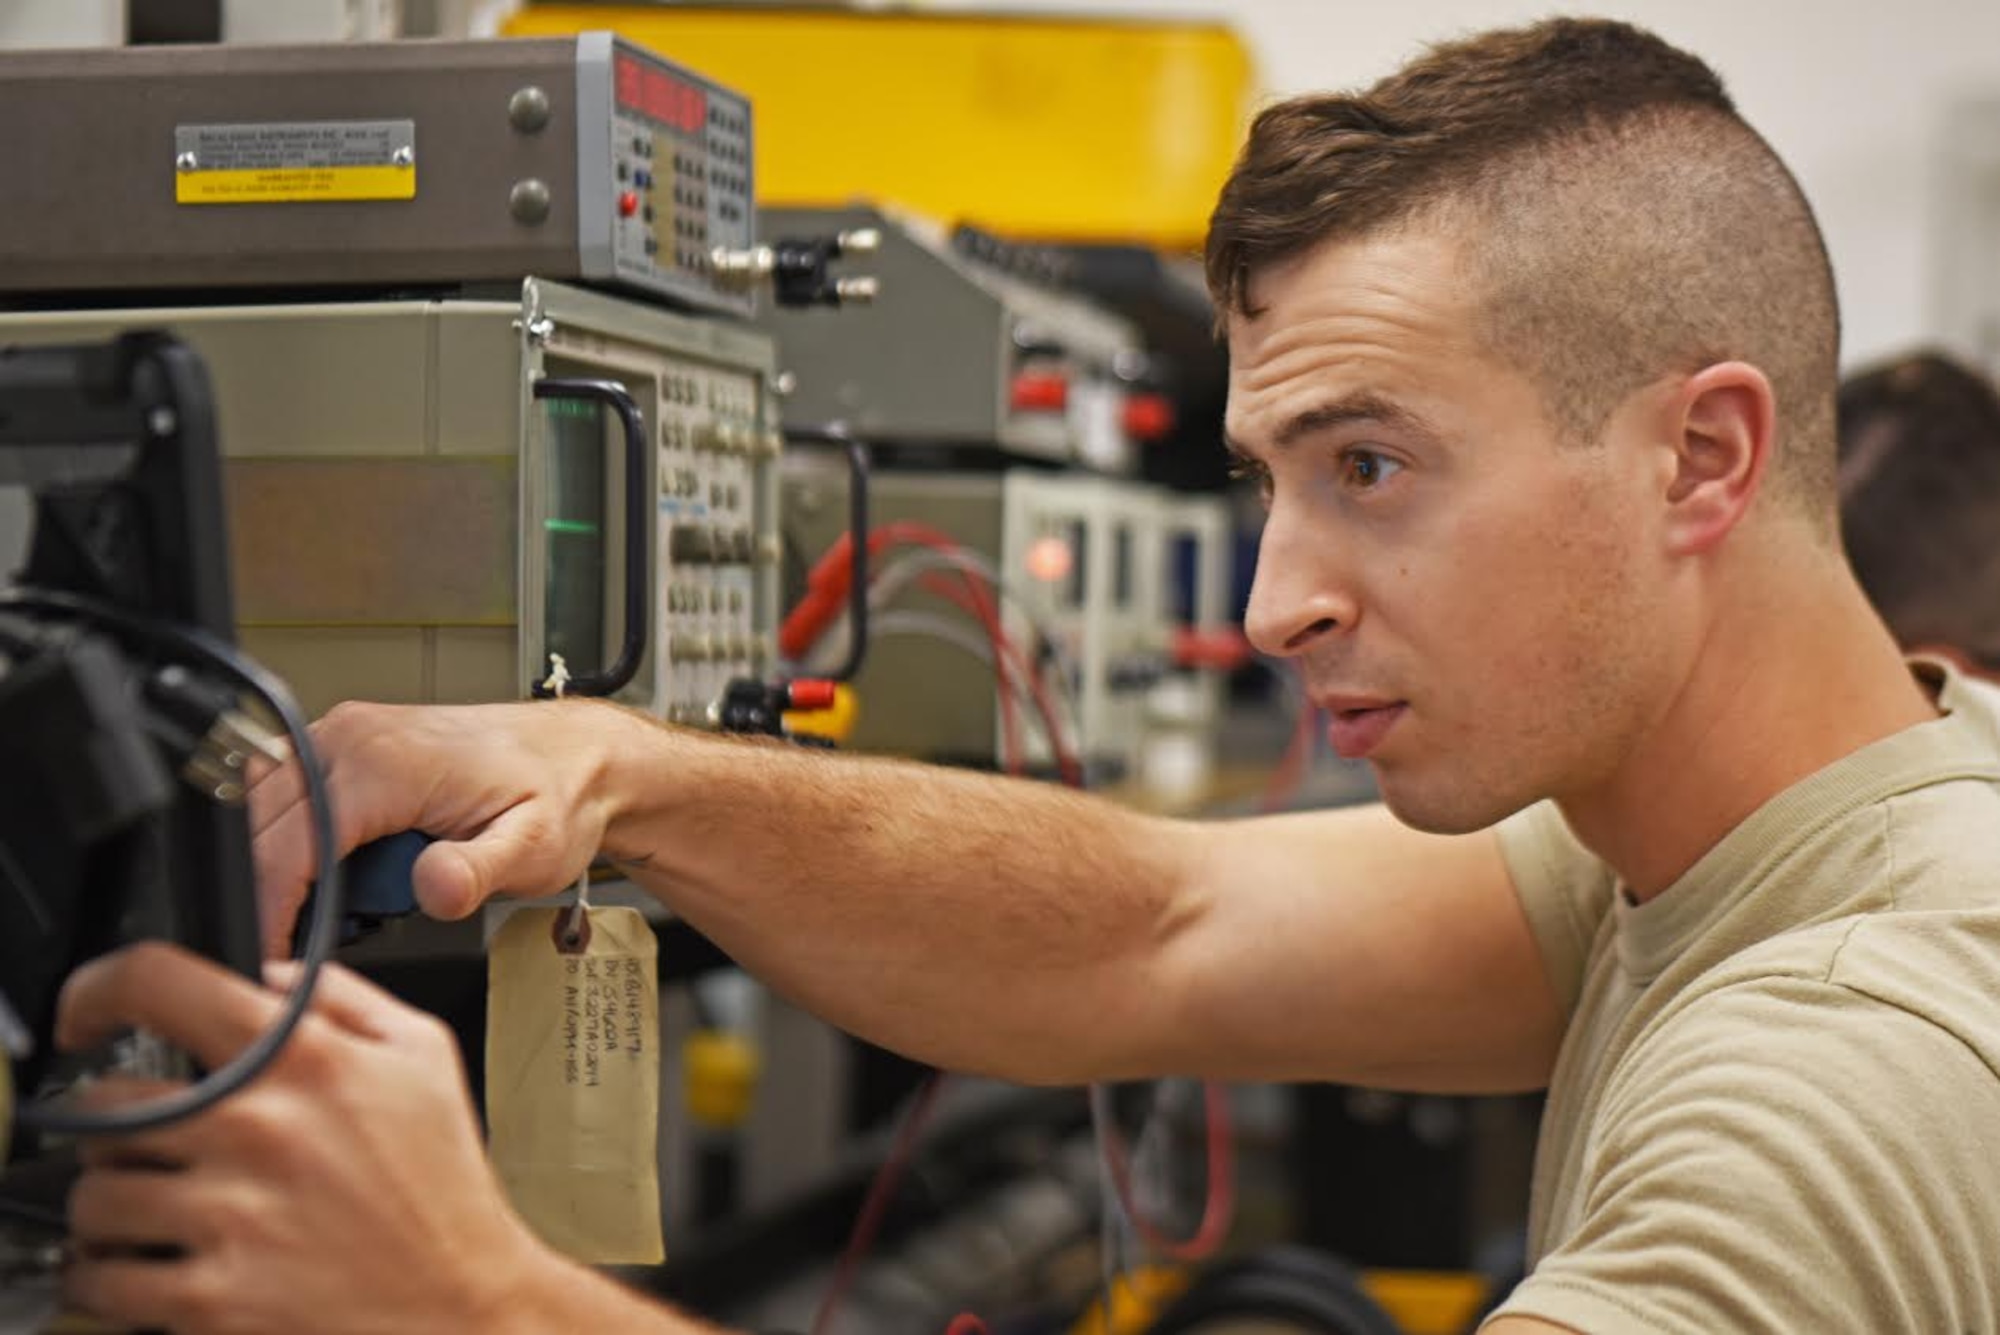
[542,397,607,674]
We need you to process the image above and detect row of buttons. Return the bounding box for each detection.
[660,375,703,405]
[666,585,747,615]
[706,105,748,137]
[708,137,749,170]
[658,465,744,510]
[659,419,775,457]
[640,239,714,275]
[711,421,778,456]
[670,523,763,565]
[661,375,756,414]
[667,632,769,665]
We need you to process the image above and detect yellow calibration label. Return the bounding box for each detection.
[174,119,416,205]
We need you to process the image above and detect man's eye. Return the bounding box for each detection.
[1227,457,1273,498]
[1342,450,1403,489]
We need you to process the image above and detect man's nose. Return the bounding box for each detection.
[1243,506,1358,659]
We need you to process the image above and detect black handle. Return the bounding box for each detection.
[784,423,873,683]
[530,377,648,699]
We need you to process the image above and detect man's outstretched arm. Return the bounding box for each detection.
[253,701,1562,1093]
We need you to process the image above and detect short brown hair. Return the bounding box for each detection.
[1838,351,2000,661]
[1206,19,1841,524]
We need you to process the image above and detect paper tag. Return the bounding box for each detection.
[485,906,664,1264]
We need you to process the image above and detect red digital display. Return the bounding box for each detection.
[615,54,709,135]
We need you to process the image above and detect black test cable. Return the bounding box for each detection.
[0,588,342,1137]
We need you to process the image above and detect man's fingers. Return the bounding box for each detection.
[250,704,415,957]
[261,961,413,1044]
[241,733,293,781]
[244,740,302,826]
[255,866,310,962]
[55,944,286,1070]
[70,1077,201,1170]
[251,768,322,959]
[68,1167,205,1250]
[64,1254,217,1331]
[413,840,486,921]
[412,806,575,920]
[242,747,302,832]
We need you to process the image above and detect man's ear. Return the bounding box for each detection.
[1663,361,1777,556]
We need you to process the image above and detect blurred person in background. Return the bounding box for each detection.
[1838,349,2000,673]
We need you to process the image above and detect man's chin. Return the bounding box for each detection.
[1374,772,1527,835]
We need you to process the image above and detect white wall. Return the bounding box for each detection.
[0,0,123,47]
[943,0,2000,373]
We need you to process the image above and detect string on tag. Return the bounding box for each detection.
[540,653,572,699]
[541,654,593,951]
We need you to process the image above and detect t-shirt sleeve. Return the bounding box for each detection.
[1486,976,2000,1334]
[1493,801,1616,1015]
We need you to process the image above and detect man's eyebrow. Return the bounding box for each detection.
[1226,392,1439,459]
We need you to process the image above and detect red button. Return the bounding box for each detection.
[1122,392,1176,442]
[617,190,640,217]
[1010,372,1068,413]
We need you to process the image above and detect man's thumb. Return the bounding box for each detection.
[411,810,574,920]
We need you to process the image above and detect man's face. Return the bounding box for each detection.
[1226,227,1678,832]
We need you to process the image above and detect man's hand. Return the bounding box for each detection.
[249,699,635,957]
[56,944,563,1333]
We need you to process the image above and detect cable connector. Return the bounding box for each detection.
[145,663,287,805]
[710,228,881,308]
[715,678,839,737]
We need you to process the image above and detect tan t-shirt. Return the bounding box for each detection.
[1485,661,2000,1334]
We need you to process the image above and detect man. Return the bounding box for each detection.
[49,18,2000,1333]
[1837,348,2000,667]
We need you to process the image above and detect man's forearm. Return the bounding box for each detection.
[595,711,1197,1084]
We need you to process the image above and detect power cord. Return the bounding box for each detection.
[0,587,341,1137]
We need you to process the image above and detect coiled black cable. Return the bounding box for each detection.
[0,587,341,1137]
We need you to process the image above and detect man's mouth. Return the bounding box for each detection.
[1320,699,1407,760]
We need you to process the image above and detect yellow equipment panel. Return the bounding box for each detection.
[504,6,1256,251]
